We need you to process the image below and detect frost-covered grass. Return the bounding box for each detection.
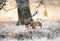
[0,20,60,41]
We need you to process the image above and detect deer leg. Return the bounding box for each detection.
[30,21,36,29]
[37,22,42,27]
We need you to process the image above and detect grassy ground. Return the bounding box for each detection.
[0,19,60,41]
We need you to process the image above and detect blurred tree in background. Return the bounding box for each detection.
[16,0,32,25]
[0,0,6,10]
